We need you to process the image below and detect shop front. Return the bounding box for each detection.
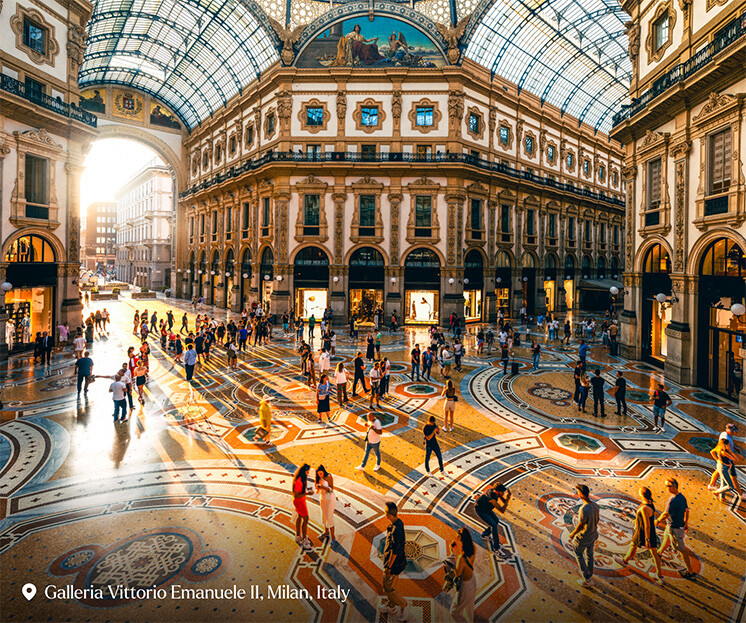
[521,252,537,315]
[209,252,220,306]
[564,256,576,311]
[4,234,57,347]
[294,246,329,320]
[224,249,235,309]
[404,248,440,324]
[696,238,745,399]
[495,251,512,318]
[463,250,484,322]
[544,254,558,313]
[348,247,384,324]
[641,244,672,365]
[259,247,274,307]
[239,249,252,309]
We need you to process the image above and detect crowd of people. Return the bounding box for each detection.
[27,294,743,622]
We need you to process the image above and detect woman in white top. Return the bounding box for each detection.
[335,362,348,404]
[315,465,337,541]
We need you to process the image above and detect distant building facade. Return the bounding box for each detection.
[81,201,115,272]
[115,158,172,289]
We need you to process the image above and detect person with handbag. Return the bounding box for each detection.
[379,502,409,621]
[448,528,477,622]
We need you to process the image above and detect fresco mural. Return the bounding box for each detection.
[150,103,181,130]
[79,89,105,113]
[296,16,446,68]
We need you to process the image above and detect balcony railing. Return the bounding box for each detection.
[181,151,625,207]
[1,74,97,128]
[613,12,746,127]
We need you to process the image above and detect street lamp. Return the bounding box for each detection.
[610,286,620,296]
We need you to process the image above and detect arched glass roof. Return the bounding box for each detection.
[465,0,631,132]
[79,0,630,133]
[79,0,279,129]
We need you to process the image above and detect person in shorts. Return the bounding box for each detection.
[656,478,696,579]
[652,383,672,431]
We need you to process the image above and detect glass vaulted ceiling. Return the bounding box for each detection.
[79,0,279,129]
[79,0,630,133]
[465,0,631,133]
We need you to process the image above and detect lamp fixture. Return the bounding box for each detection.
[448,278,455,284]
[463,278,470,285]
[610,286,620,296]
[655,290,679,310]
[210,270,215,275]
[1,282,13,292]
[730,303,746,323]
[242,273,249,279]
[522,276,528,282]
[333,276,339,283]
[264,274,270,281]
[276,275,282,281]
[390,277,396,284]
[496,277,502,284]
[225,271,231,277]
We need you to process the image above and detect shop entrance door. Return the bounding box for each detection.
[708,324,744,400]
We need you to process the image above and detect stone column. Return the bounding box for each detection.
[620,272,641,360]
[486,200,497,321]
[385,266,403,320]
[62,161,84,327]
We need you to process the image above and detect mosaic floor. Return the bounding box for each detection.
[1,296,744,623]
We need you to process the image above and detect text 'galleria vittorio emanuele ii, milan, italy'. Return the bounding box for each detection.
[0,0,745,621]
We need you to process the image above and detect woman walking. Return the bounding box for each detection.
[292,464,312,550]
[317,374,333,423]
[578,371,590,413]
[614,487,664,585]
[441,379,458,432]
[174,335,183,363]
[335,362,348,404]
[134,359,147,404]
[449,528,477,623]
[366,333,375,361]
[315,465,337,542]
[226,339,238,370]
[710,438,740,501]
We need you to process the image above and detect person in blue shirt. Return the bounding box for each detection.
[238,326,249,351]
[578,340,588,371]
[183,344,198,382]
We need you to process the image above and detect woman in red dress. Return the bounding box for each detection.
[293,463,312,551]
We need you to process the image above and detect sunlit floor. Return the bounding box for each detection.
[0,295,744,623]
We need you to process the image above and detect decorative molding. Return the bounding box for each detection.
[692,92,741,126]
[391,90,402,120]
[336,90,346,120]
[66,24,86,76]
[448,90,465,134]
[624,21,640,65]
[465,106,485,141]
[435,14,471,63]
[294,176,329,243]
[406,178,441,244]
[10,4,59,66]
[706,0,728,11]
[298,98,331,133]
[638,129,670,154]
[349,176,385,243]
[523,129,537,158]
[645,1,676,64]
[352,98,386,134]
[388,192,402,262]
[267,17,305,65]
[263,107,277,139]
[408,97,442,134]
[276,90,292,121]
[673,159,687,272]
[670,139,691,159]
[497,120,513,150]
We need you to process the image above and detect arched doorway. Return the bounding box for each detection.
[544,254,558,312]
[198,252,207,302]
[581,255,592,278]
[209,251,220,306]
[293,246,329,319]
[495,251,512,317]
[186,252,195,300]
[224,249,235,309]
[349,247,384,324]
[259,247,274,307]
[404,248,441,324]
[240,249,252,309]
[641,243,672,364]
[463,249,484,321]
[4,234,58,347]
[564,255,576,310]
[697,238,746,398]
[596,256,606,279]
[521,251,536,315]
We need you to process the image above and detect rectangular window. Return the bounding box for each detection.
[200,214,205,241]
[267,115,275,134]
[654,13,669,51]
[599,222,606,244]
[24,154,49,219]
[500,205,511,242]
[225,206,232,239]
[307,144,321,159]
[24,76,45,99]
[190,217,194,241]
[416,107,434,127]
[710,129,732,195]
[613,224,619,245]
[23,18,45,54]
[526,210,535,237]
[500,127,509,145]
[566,153,574,168]
[469,113,480,134]
[584,220,592,242]
[414,196,432,236]
[359,195,376,236]
[548,145,555,161]
[583,159,590,175]
[303,194,320,235]
[361,107,378,126]
[470,198,482,239]
[647,158,662,209]
[548,213,557,239]
[242,202,250,238]
[247,126,254,145]
[261,197,270,237]
[306,107,324,126]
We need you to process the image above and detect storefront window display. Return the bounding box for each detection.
[5,287,53,345]
[350,289,383,324]
[651,300,672,360]
[564,279,574,310]
[296,288,328,319]
[544,280,555,312]
[463,290,482,320]
[406,290,439,324]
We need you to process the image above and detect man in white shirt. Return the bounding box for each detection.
[319,349,331,374]
[109,373,128,422]
[356,411,382,471]
[73,334,86,359]
[708,423,741,495]
[119,363,135,412]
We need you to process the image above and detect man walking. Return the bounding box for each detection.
[656,478,697,579]
[410,344,421,381]
[183,343,198,383]
[568,484,600,588]
[652,382,672,431]
[109,373,128,422]
[41,331,53,365]
[356,411,382,471]
[352,351,367,395]
[422,346,433,381]
[119,363,135,413]
[578,340,588,371]
[379,502,408,622]
[180,313,189,335]
[590,369,606,417]
[74,351,94,396]
[614,371,628,415]
[167,310,174,331]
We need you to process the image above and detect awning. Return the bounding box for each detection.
[578,278,623,292]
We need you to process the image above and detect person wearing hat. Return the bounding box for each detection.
[568,484,600,588]
[254,399,273,446]
[708,423,741,496]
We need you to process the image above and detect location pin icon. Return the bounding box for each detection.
[22,583,37,601]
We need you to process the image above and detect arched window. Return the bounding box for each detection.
[241,249,252,277]
[596,256,606,276]
[5,235,56,263]
[225,248,235,276]
[700,238,744,277]
[581,256,592,275]
[404,248,441,284]
[495,251,511,268]
[643,244,671,274]
[545,254,557,270]
[610,256,619,275]
[521,252,535,268]
[565,255,576,275]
